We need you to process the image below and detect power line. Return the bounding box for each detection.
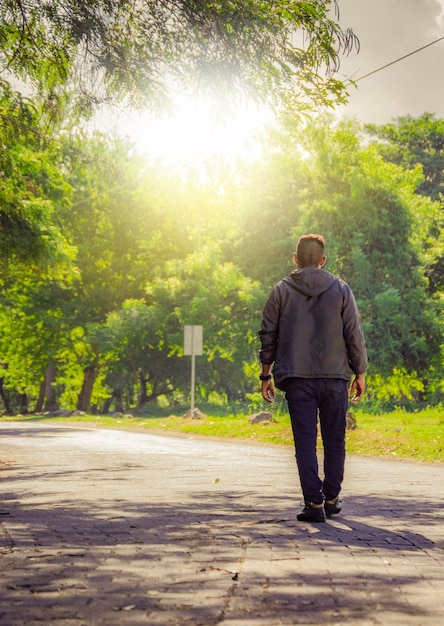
[346,35,444,84]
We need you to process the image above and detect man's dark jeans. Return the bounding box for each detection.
[282,377,349,505]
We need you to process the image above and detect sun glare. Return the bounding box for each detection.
[101,94,274,166]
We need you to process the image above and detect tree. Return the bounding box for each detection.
[366,114,444,295]
[0,84,77,413]
[0,0,358,116]
[0,129,163,414]
[366,114,444,201]
[0,80,74,265]
[0,270,77,413]
[91,242,264,412]
[287,117,443,395]
[0,1,361,270]
[227,114,442,401]
[230,122,308,285]
[91,298,192,412]
[150,243,264,402]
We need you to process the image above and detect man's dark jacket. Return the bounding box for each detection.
[259,268,367,390]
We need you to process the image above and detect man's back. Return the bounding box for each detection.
[259,267,367,388]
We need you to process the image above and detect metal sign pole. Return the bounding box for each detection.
[184,325,203,413]
[191,353,196,411]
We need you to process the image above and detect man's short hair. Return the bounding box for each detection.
[296,234,325,267]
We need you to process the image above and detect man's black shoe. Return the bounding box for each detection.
[325,497,342,517]
[297,502,326,523]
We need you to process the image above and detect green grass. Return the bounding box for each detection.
[345,407,444,463]
[1,406,443,463]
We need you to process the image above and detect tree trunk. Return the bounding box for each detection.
[0,377,13,415]
[137,371,148,413]
[76,365,97,412]
[18,393,28,414]
[43,361,58,412]
[35,378,46,413]
[102,390,124,414]
[114,390,124,413]
[102,396,113,414]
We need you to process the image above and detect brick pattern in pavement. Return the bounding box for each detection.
[0,421,443,625]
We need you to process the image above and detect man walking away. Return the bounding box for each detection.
[258,234,367,522]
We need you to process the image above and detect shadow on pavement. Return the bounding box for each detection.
[0,425,93,438]
[0,481,443,625]
[1,420,443,625]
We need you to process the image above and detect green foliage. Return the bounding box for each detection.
[0,0,360,303]
[366,113,444,200]
[142,242,264,402]
[1,113,443,414]
[367,368,425,403]
[270,117,443,379]
[2,0,443,417]
[0,81,74,266]
[0,275,75,406]
[0,0,358,116]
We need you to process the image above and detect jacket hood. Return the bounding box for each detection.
[283,268,339,297]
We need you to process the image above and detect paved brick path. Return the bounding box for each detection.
[0,421,443,625]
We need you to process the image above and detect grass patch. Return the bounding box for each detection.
[345,407,444,463]
[1,405,443,463]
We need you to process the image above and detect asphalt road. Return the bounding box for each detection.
[0,421,443,625]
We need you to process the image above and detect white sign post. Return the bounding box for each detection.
[184,325,203,411]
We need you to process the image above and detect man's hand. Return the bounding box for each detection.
[261,380,275,403]
[350,373,365,404]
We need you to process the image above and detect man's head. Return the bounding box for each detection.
[294,233,326,268]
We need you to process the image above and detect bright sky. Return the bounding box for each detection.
[336,0,444,124]
[96,96,274,166]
